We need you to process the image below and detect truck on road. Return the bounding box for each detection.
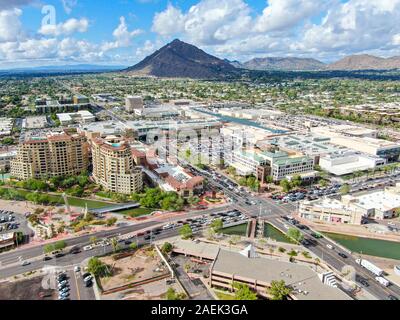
[375,276,390,287]
[356,259,384,277]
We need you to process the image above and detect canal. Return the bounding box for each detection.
[221,222,291,244]
[324,232,400,260]
[195,109,287,134]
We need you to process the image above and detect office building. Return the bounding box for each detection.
[125,96,144,113]
[319,151,386,176]
[11,130,89,180]
[91,136,143,195]
[312,125,400,162]
[57,110,96,125]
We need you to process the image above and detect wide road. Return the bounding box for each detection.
[183,160,400,300]
[229,188,400,301]
[0,205,232,270]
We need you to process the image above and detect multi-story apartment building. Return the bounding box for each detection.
[91,136,143,195]
[11,130,89,180]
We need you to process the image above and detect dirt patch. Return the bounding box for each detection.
[99,247,169,293]
[0,276,56,300]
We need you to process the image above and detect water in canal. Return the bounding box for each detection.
[195,109,287,134]
[222,222,291,244]
[264,223,292,243]
[222,223,248,236]
[324,232,400,260]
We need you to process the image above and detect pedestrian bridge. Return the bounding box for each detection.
[90,202,140,215]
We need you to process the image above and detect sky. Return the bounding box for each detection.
[1,0,400,68]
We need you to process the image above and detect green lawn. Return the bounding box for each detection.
[117,207,157,217]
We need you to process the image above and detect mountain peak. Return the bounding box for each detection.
[125,39,238,79]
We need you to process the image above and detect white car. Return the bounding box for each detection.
[326,244,334,250]
[74,266,81,272]
[83,245,93,251]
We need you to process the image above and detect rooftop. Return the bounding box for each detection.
[212,249,351,300]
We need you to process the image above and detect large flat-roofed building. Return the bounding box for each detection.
[311,124,378,139]
[299,198,365,225]
[299,183,400,223]
[210,249,351,300]
[134,106,182,119]
[226,148,315,182]
[23,116,49,129]
[0,118,14,137]
[319,151,386,176]
[342,183,400,220]
[91,136,143,195]
[125,119,222,140]
[125,95,143,113]
[36,95,91,114]
[311,125,400,162]
[57,110,96,125]
[259,134,347,165]
[11,130,89,180]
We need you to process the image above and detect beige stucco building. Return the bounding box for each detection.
[91,136,143,195]
[11,130,89,180]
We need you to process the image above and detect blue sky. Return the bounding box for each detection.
[1,0,400,68]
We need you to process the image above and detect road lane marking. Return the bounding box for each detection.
[73,271,81,300]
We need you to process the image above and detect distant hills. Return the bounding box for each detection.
[236,57,326,71]
[0,64,125,74]
[326,54,400,71]
[124,39,400,79]
[4,40,399,79]
[124,39,239,79]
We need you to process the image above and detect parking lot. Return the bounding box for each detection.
[54,268,96,300]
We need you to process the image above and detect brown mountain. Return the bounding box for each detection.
[125,39,239,79]
[327,54,400,70]
[242,57,326,71]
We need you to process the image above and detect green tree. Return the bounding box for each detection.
[291,175,302,188]
[54,240,67,251]
[87,257,110,277]
[166,287,185,300]
[43,244,55,254]
[179,224,193,240]
[129,242,138,251]
[161,242,173,254]
[267,280,292,300]
[280,179,292,193]
[187,196,200,206]
[233,282,258,300]
[340,184,351,195]
[210,218,223,233]
[287,228,304,244]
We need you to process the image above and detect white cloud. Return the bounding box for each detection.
[0,9,24,42]
[102,16,143,51]
[254,0,330,33]
[152,0,252,45]
[38,18,89,36]
[300,0,400,55]
[152,4,185,36]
